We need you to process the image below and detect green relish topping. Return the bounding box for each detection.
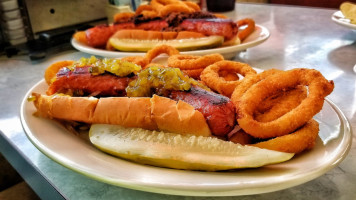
[126,66,204,97]
[69,56,141,77]
[27,95,36,102]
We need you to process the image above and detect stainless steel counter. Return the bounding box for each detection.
[0,3,355,200]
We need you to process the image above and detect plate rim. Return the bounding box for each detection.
[70,24,270,58]
[20,79,353,196]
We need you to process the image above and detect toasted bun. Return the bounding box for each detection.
[32,93,212,137]
[92,97,157,130]
[151,95,211,136]
[32,93,98,124]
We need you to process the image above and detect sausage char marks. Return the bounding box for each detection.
[86,20,168,48]
[169,86,236,137]
[179,18,238,41]
[85,12,239,48]
[47,66,132,97]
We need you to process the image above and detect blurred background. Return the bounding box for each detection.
[0,0,347,59]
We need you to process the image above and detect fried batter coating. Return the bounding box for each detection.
[255,85,308,122]
[168,54,224,70]
[251,119,319,154]
[200,60,256,97]
[235,68,334,139]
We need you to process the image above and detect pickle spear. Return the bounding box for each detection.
[89,124,294,171]
[108,36,224,52]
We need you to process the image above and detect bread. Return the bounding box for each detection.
[150,95,211,136]
[32,93,212,137]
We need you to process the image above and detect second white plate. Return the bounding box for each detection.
[71,24,270,60]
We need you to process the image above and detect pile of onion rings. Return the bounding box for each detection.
[117,45,335,154]
[228,68,334,153]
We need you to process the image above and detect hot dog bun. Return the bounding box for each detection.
[31,93,212,137]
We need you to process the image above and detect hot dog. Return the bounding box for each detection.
[28,46,300,171]
[73,0,254,50]
[32,55,236,138]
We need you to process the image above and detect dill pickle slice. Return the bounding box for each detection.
[108,36,224,52]
[89,124,294,171]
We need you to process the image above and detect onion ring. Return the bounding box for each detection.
[235,68,334,139]
[44,60,74,85]
[121,56,149,68]
[160,4,194,17]
[237,18,255,41]
[150,0,182,13]
[167,54,224,70]
[141,10,160,18]
[200,60,257,97]
[219,69,240,81]
[135,5,160,18]
[135,5,155,15]
[151,0,179,6]
[255,85,307,122]
[145,45,180,63]
[113,12,135,23]
[231,69,282,103]
[150,0,165,12]
[251,119,319,154]
[183,1,201,11]
[181,68,205,79]
[73,31,87,44]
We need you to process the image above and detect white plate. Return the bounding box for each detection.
[71,25,270,60]
[21,80,352,196]
[332,11,356,30]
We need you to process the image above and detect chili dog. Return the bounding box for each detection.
[31,56,236,138]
